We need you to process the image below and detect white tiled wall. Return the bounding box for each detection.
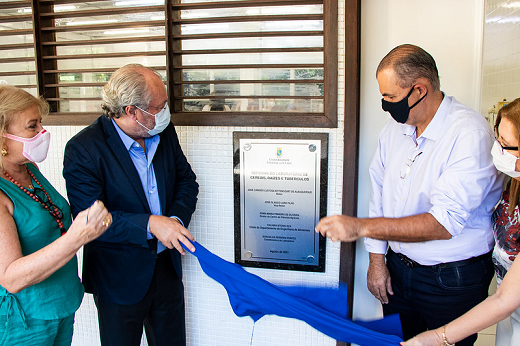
[476,1,520,345]
[481,0,520,118]
[37,2,346,345]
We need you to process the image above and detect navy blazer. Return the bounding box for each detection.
[63,116,198,305]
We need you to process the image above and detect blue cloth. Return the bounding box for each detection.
[184,241,403,346]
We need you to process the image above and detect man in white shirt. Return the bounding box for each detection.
[316,44,503,345]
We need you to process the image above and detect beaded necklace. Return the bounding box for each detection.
[3,167,66,235]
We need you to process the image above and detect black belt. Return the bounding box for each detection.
[388,248,492,269]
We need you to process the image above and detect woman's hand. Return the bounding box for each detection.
[400,329,443,346]
[0,199,111,293]
[67,200,112,245]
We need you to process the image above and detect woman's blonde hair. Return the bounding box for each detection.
[495,98,520,213]
[0,85,49,168]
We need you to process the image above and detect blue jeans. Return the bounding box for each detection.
[384,249,494,345]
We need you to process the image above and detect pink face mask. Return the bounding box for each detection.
[3,129,51,163]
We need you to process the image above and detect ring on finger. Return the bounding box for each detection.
[102,217,111,227]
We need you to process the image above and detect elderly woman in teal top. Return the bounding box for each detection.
[0,85,112,346]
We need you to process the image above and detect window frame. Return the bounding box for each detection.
[1,0,353,128]
[167,0,338,127]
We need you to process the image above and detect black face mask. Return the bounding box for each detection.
[381,85,428,124]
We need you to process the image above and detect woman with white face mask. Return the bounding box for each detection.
[0,85,112,346]
[402,97,520,346]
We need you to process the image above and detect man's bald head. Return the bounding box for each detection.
[377,44,440,92]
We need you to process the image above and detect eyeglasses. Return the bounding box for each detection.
[135,102,168,116]
[33,187,64,220]
[494,125,518,153]
[400,149,423,179]
[494,137,518,153]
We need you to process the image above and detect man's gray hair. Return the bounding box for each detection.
[101,64,162,118]
[376,44,440,92]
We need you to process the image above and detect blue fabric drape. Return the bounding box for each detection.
[184,241,403,346]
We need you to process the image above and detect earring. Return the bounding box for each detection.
[1,149,7,157]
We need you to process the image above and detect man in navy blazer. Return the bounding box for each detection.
[63,64,198,346]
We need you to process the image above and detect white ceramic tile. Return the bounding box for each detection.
[481,0,520,119]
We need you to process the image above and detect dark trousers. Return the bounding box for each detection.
[94,251,186,346]
[383,249,494,345]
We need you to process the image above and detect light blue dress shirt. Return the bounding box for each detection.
[112,119,181,253]
[365,95,504,265]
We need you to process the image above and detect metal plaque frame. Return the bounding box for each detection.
[233,132,328,272]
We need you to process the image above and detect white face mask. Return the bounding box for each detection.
[3,129,51,163]
[491,140,520,178]
[135,103,171,136]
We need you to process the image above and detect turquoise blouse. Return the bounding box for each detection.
[0,164,84,321]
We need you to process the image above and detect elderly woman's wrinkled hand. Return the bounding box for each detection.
[70,200,112,244]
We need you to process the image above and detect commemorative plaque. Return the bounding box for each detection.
[233,132,327,272]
